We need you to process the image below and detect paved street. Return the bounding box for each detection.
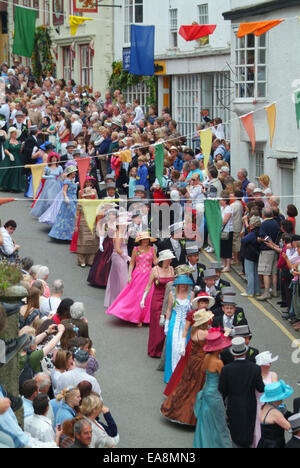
[2,194,300,448]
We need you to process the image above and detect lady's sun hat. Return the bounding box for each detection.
[255,351,279,367]
[193,309,214,328]
[64,165,78,176]
[173,275,194,287]
[260,380,294,404]
[134,232,157,244]
[191,292,215,310]
[157,249,176,263]
[203,329,232,353]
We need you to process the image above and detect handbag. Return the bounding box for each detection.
[221,219,230,240]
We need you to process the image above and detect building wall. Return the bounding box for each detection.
[227,3,300,214]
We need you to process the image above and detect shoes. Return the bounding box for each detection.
[289,317,298,324]
[271,291,279,298]
[281,313,290,320]
[240,293,254,297]
[80,264,86,268]
[256,292,271,301]
[206,247,215,254]
[204,246,210,252]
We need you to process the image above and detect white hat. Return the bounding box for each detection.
[8,126,21,138]
[255,351,279,367]
[158,249,176,263]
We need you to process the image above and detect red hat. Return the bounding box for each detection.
[203,329,232,353]
[47,152,60,163]
[192,292,215,310]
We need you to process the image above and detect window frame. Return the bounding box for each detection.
[234,30,267,101]
[198,3,209,24]
[62,46,74,83]
[79,44,93,90]
[124,0,143,45]
[43,0,50,26]
[169,8,178,49]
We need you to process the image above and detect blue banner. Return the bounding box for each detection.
[123,47,131,72]
[129,25,155,76]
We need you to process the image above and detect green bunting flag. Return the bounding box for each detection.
[13,6,37,58]
[155,144,164,188]
[204,199,223,262]
[295,91,300,130]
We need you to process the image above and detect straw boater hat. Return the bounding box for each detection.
[191,292,215,310]
[193,309,214,328]
[157,249,176,263]
[203,329,232,353]
[135,232,157,243]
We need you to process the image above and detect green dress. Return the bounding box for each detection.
[0,140,25,192]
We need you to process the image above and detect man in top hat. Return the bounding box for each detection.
[210,262,231,290]
[22,125,41,194]
[221,325,259,366]
[134,185,147,199]
[127,210,143,257]
[14,111,28,142]
[99,175,120,200]
[185,244,206,287]
[286,414,300,448]
[60,141,76,165]
[212,287,245,318]
[212,296,248,331]
[219,337,265,448]
[157,222,187,268]
[199,268,222,309]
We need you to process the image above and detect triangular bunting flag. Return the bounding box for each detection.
[0,198,15,206]
[179,25,216,41]
[69,15,93,36]
[295,91,300,130]
[264,103,276,147]
[79,199,103,233]
[199,128,212,170]
[237,20,284,38]
[26,163,46,199]
[75,157,91,191]
[240,113,256,154]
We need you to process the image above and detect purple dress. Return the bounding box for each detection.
[104,240,129,308]
[106,246,155,324]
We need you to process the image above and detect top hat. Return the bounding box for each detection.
[135,185,147,193]
[288,413,300,433]
[210,262,223,271]
[203,329,232,353]
[66,141,76,148]
[230,337,248,356]
[222,296,237,306]
[260,380,294,404]
[233,325,252,339]
[203,269,217,280]
[186,245,200,256]
[221,287,236,296]
[105,173,115,181]
[106,182,116,190]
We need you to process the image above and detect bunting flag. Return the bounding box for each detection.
[199,128,212,170]
[0,198,15,206]
[264,103,276,147]
[237,20,284,38]
[75,157,91,190]
[69,15,94,36]
[130,25,155,76]
[13,6,37,57]
[295,91,300,130]
[204,199,223,262]
[155,144,164,188]
[79,199,102,233]
[179,24,216,41]
[120,150,132,163]
[240,113,256,154]
[26,163,46,199]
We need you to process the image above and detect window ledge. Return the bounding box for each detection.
[232,99,268,116]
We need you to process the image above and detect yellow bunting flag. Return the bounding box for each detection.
[69,15,93,36]
[26,163,46,199]
[264,103,276,148]
[120,150,132,163]
[200,128,212,170]
[80,199,121,232]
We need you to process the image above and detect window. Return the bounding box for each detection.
[63,46,74,83]
[124,0,143,44]
[169,8,178,48]
[252,149,264,180]
[43,0,50,25]
[198,3,208,24]
[80,44,93,89]
[123,82,150,114]
[235,33,267,99]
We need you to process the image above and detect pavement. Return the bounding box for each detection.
[1,195,300,448]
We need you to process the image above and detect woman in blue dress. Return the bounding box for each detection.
[164,275,194,384]
[48,165,78,241]
[31,152,63,218]
[193,328,232,448]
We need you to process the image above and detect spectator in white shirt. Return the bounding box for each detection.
[71,114,83,139]
[56,349,101,396]
[40,279,64,317]
[0,219,20,261]
[132,99,145,125]
[187,173,204,209]
[24,394,59,444]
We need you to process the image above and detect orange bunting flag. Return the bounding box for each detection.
[237,20,284,38]
[240,113,256,154]
[75,157,91,191]
[120,150,132,163]
[264,103,276,148]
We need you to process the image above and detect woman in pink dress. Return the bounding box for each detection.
[140,250,175,358]
[252,351,279,447]
[104,220,130,308]
[106,232,157,327]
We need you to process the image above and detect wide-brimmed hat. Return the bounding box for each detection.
[255,351,279,367]
[192,292,215,310]
[230,337,248,356]
[135,232,157,243]
[111,117,122,128]
[64,165,78,176]
[174,264,195,277]
[203,329,232,353]
[8,126,21,138]
[260,380,294,403]
[193,309,214,328]
[173,275,194,287]
[47,152,60,163]
[157,249,176,263]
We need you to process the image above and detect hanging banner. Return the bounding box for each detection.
[237,20,284,38]
[53,0,64,25]
[73,0,98,13]
[264,103,276,147]
[199,128,212,170]
[26,163,46,199]
[130,25,155,76]
[13,6,37,58]
[155,144,164,188]
[240,113,256,154]
[204,199,222,262]
[75,157,91,190]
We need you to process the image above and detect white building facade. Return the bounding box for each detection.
[223,0,300,213]
[114,0,233,145]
